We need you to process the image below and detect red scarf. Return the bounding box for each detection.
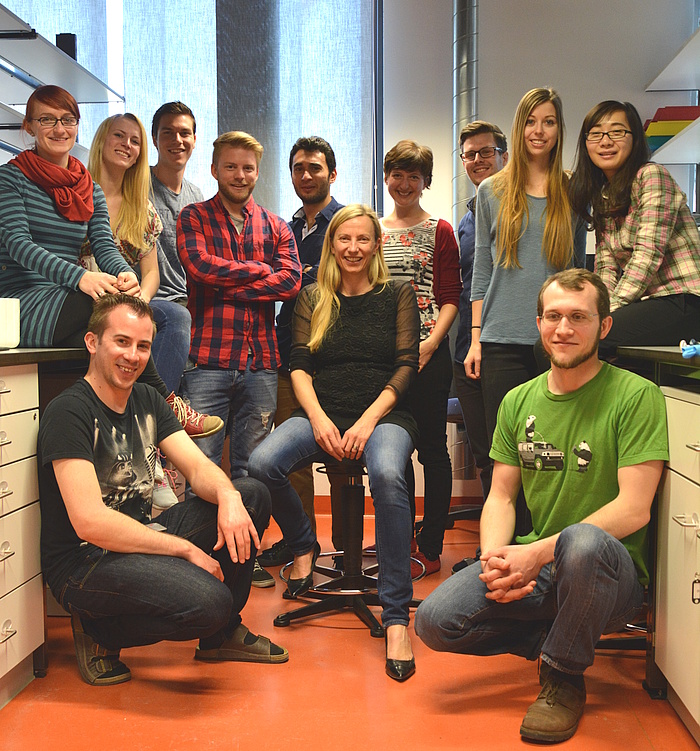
[10,149,94,222]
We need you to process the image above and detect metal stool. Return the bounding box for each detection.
[274,459,421,638]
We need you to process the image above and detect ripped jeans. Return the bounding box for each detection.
[180,355,277,478]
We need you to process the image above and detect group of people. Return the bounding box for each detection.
[1,81,698,743]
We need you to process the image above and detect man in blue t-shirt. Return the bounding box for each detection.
[38,294,288,687]
[416,269,668,743]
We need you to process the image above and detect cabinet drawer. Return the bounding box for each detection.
[655,468,700,726]
[0,366,38,416]
[0,410,39,468]
[0,574,44,679]
[0,503,41,599]
[0,456,39,517]
[663,387,700,485]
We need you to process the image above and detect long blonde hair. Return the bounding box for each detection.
[307,204,390,352]
[492,87,573,270]
[88,113,151,252]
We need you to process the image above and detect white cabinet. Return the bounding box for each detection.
[0,363,44,710]
[656,386,700,745]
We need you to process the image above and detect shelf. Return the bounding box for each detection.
[0,4,123,106]
[0,102,89,163]
[651,117,700,164]
[646,24,700,91]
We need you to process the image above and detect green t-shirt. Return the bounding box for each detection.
[490,362,669,584]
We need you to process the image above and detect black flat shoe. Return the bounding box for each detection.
[385,632,416,682]
[286,542,320,598]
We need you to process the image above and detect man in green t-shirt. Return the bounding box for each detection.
[416,269,668,744]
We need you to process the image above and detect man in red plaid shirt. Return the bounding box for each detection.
[177,131,301,484]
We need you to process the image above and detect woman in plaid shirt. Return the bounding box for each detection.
[570,100,700,354]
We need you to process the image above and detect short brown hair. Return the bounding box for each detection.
[87,294,155,339]
[459,120,507,152]
[151,101,196,140]
[537,269,610,320]
[383,140,433,188]
[212,131,263,166]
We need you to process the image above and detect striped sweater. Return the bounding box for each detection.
[0,163,131,347]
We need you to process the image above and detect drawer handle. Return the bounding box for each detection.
[0,386,10,395]
[0,619,17,644]
[0,481,13,500]
[0,541,15,562]
[686,442,700,453]
[0,432,11,448]
[672,513,700,535]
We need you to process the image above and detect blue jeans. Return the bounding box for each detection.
[248,417,414,628]
[56,479,271,652]
[180,357,277,478]
[415,524,644,674]
[149,298,192,395]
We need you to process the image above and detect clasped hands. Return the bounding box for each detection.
[479,543,543,603]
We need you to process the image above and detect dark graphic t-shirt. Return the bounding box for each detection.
[38,379,182,592]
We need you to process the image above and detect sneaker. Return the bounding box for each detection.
[152,453,179,510]
[195,623,288,664]
[258,539,294,567]
[165,392,224,440]
[451,556,478,575]
[71,612,131,686]
[411,551,441,580]
[252,558,275,588]
[520,666,586,743]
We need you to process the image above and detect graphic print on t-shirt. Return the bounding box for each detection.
[93,413,158,520]
[517,414,565,472]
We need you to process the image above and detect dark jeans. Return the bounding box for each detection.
[452,359,492,501]
[599,293,700,357]
[408,338,453,556]
[480,343,546,538]
[53,290,168,397]
[57,478,270,652]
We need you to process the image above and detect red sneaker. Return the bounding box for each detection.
[411,551,441,580]
[165,392,224,440]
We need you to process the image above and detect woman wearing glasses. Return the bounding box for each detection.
[570,100,700,351]
[380,140,461,577]
[466,88,585,455]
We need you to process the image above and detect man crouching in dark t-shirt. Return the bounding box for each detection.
[38,293,288,686]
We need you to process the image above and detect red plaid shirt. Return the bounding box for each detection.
[177,193,301,369]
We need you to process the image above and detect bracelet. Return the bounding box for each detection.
[471,325,481,329]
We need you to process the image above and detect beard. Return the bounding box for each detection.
[219,182,254,207]
[541,329,601,370]
[294,181,331,206]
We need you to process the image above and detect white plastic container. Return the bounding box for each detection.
[0,299,20,349]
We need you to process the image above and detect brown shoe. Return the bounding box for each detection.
[194,624,288,664]
[520,669,586,743]
[71,612,131,686]
[166,392,224,439]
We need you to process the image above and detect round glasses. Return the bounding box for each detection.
[585,129,631,143]
[460,146,503,163]
[32,116,79,128]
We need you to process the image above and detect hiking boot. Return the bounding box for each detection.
[71,612,131,686]
[258,539,294,567]
[520,666,586,743]
[165,392,224,440]
[252,558,275,588]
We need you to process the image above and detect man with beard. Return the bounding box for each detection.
[255,137,343,581]
[415,269,668,744]
[177,131,301,482]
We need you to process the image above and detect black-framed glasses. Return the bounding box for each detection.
[460,146,503,163]
[32,116,79,128]
[585,129,631,143]
[539,311,599,327]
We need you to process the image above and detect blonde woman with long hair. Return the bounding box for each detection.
[466,88,585,458]
[249,204,421,681]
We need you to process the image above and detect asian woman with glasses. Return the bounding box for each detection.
[569,100,700,354]
[466,88,586,477]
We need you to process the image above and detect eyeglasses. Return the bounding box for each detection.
[585,129,631,143]
[32,116,79,128]
[539,311,599,327]
[460,146,503,163]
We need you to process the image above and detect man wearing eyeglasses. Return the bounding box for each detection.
[416,268,668,743]
[451,121,508,574]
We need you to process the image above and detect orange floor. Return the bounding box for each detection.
[2,516,697,751]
